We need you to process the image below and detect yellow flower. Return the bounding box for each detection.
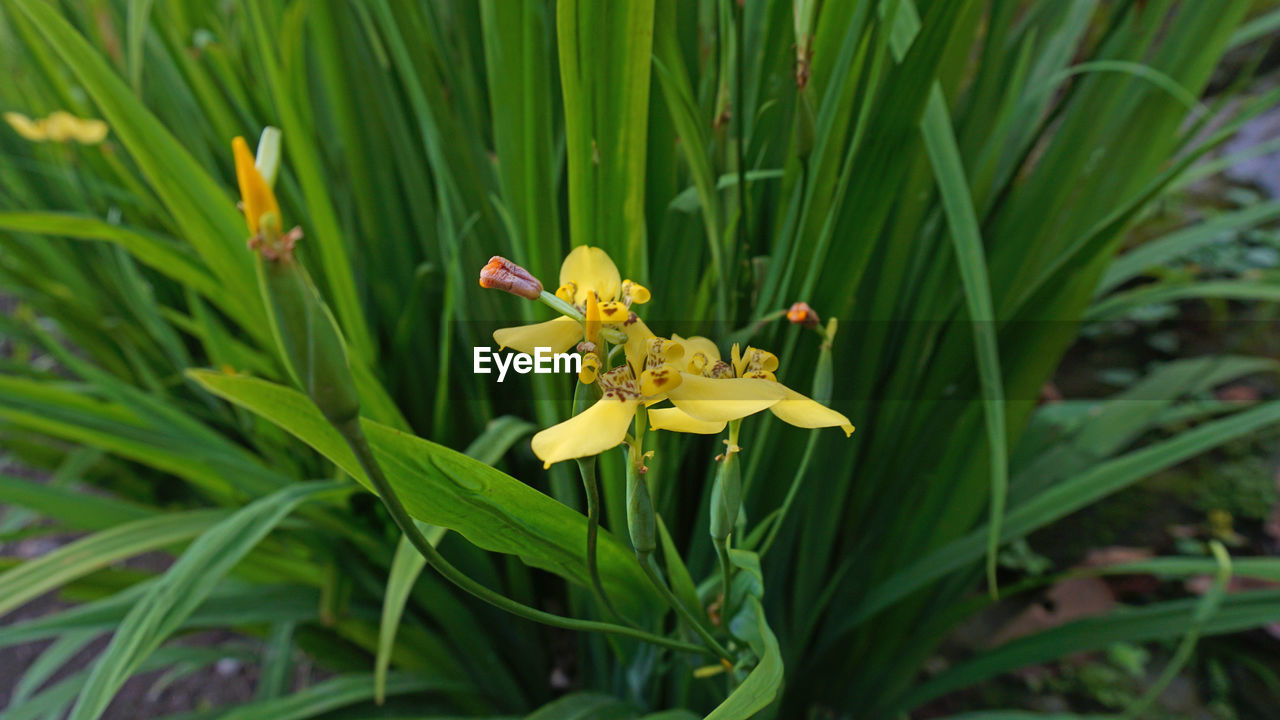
[232,136,297,259]
[648,335,854,437]
[232,136,280,236]
[492,246,650,356]
[4,111,108,144]
[532,328,792,467]
[530,333,684,468]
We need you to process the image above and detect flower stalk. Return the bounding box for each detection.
[711,419,743,624]
[628,409,734,662]
[573,377,623,622]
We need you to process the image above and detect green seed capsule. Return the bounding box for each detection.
[709,448,741,543]
[626,468,657,556]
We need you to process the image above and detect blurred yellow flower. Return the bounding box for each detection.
[4,111,108,144]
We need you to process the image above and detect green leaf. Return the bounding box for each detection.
[921,83,1008,598]
[1088,280,1280,322]
[218,672,467,720]
[5,0,264,332]
[0,583,320,649]
[0,472,156,531]
[1097,200,1280,294]
[377,414,532,703]
[0,212,229,314]
[66,482,340,720]
[845,398,1280,635]
[705,598,783,720]
[0,510,226,617]
[376,529,443,704]
[900,586,1280,713]
[188,370,660,619]
[525,693,634,720]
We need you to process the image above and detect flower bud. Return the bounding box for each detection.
[787,301,820,329]
[258,256,362,425]
[479,256,543,300]
[709,444,742,543]
[627,469,657,555]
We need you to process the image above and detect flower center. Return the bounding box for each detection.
[599,366,640,401]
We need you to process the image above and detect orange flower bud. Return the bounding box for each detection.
[787,301,819,329]
[479,256,543,300]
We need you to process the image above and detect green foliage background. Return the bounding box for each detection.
[2,0,1280,717]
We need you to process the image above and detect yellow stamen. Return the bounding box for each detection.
[693,663,727,679]
[555,281,577,303]
[622,279,651,305]
[645,337,684,371]
[688,352,709,375]
[705,360,734,379]
[579,352,601,384]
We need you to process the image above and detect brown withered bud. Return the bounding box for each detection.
[479,256,542,300]
[795,43,812,90]
[787,301,820,329]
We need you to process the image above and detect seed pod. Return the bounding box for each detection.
[709,447,742,543]
[812,317,838,405]
[627,469,657,556]
[258,255,362,425]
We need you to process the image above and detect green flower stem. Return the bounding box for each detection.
[571,379,620,620]
[334,417,710,658]
[639,551,734,664]
[577,456,624,622]
[537,290,628,344]
[711,419,743,624]
[626,408,733,662]
[538,290,582,320]
[754,326,835,555]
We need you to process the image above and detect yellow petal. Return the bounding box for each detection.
[232,136,279,235]
[623,316,655,375]
[672,333,721,369]
[648,406,726,434]
[639,366,682,397]
[770,385,855,436]
[560,246,621,303]
[4,112,47,141]
[665,374,785,422]
[531,396,639,468]
[493,316,582,354]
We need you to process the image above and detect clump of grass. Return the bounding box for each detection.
[0,1,1279,718]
